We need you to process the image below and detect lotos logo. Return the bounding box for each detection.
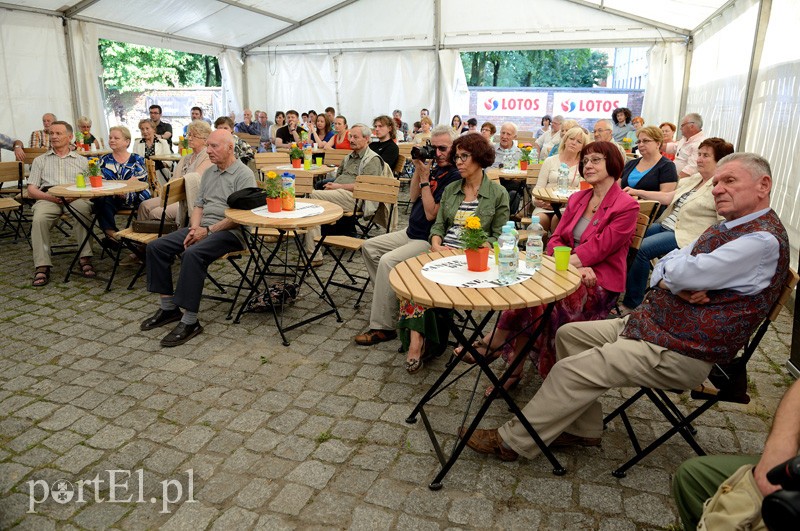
[561,100,577,113]
[484,98,499,111]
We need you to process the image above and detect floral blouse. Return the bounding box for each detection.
[99,152,150,206]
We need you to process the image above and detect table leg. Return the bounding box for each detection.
[59,201,103,283]
[552,203,563,219]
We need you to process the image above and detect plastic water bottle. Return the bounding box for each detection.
[557,162,570,195]
[504,221,518,244]
[526,216,544,273]
[497,226,518,283]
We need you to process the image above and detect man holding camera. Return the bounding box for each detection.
[673,378,800,529]
[354,125,461,346]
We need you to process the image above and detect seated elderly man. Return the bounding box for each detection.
[355,125,461,345]
[461,153,790,462]
[303,124,386,264]
[30,113,57,149]
[592,119,627,161]
[141,130,256,347]
[536,114,563,159]
[492,122,524,214]
[27,121,94,286]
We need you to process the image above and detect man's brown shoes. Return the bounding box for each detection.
[354,329,397,346]
[459,428,519,462]
[550,432,601,448]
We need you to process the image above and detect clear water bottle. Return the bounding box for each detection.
[497,226,518,283]
[557,162,570,195]
[504,221,518,245]
[526,216,544,273]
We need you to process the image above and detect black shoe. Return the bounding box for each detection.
[160,321,203,347]
[140,308,183,331]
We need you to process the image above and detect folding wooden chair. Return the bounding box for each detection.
[0,161,28,243]
[603,269,799,477]
[636,200,659,224]
[254,152,290,170]
[236,133,261,149]
[321,149,350,168]
[22,147,47,166]
[314,175,400,308]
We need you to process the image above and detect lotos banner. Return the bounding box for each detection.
[477,91,549,117]
[553,93,629,119]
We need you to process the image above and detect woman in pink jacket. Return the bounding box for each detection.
[458,141,639,394]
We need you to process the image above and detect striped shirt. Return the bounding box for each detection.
[28,150,89,189]
[30,130,51,149]
[442,199,480,248]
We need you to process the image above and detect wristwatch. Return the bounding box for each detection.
[207,226,214,234]
[419,182,430,189]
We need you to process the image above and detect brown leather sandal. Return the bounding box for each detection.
[79,258,97,278]
[32,266,50,287]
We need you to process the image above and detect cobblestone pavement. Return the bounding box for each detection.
[0,222,795,530]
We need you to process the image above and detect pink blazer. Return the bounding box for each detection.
[546,183,638,293]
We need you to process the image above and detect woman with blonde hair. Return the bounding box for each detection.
[533,127,589,231]
[413,116,433,145]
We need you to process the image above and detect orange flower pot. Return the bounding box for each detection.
[465,247,490,272]
[519,160,528,170]
[266,197,282,213]
[89,175,103,188]
[291,158,301,168]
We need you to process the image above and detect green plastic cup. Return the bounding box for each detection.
[553,246,571,271]
[315,157,323,166]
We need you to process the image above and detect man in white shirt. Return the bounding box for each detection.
[593,119,627,161]
[665,113,706,178]
[536,115,563,159]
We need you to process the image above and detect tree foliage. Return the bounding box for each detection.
[98,39,221,92]
[462,49,609,88]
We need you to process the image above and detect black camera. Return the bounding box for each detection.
[762,456,800,530]
[411,141,436,161]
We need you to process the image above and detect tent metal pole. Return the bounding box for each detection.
[63,18,81,124]
[737,0,772,151]
[434,0,442,124]
[241,51,249,110]
[678,36,693,124]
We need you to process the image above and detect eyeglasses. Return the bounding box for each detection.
[638,139,656,144]
[432,145,449,152]
[593,128,610,134]
[582,156,606,166]
[454,153,471,162]
[680,121,695,128]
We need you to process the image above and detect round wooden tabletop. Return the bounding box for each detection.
[49,179,148,199]
[261,164,333,176]
[486,168,529,181]
[389,250,581,311]
[77,149,112,157]
[151,154,182,162]
[225,198,344,230]
[531,187,577,204]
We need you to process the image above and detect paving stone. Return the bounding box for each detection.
[579,483,623,514]
[313,439,355,464]
[161,502,218,531]
[447,495,495,526]
[235,478,279,510]
[53,445,104,475]
[285,460,336,490]
[168,425,215,453]
[269,483,314,516]
[86,424,137,450]
[623,492,677,528]
[72,502,128,530]
[0,462,32,494]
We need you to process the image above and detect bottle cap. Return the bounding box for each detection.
[501,226,511,233]
[530,215,540,223]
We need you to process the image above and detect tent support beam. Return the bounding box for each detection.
[62,18,81,124]
[434,0,442,123]
[678,36,693,122]
[63,0,102,18]
[692,0,739,34]
[0,2,60,16]
[737,0,772,151]
[242,0,359,53]
[217,0,296,24]
[241,51,249,110]
[562,0,691,36]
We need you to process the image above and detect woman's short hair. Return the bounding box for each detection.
[275,111,286,121]
[698,137,735,162]
[481,122,496,135]
[466,118,478,127]
[109,125,131,142]
[632,116,645,127]
[138,119,155,131]
[612,107,632,124]
[659,122,677,133]
[420,116,433,127]
[558,127,589,154]
[561,119,579,133]
[335,115,347,126]
[187,120,212,139]
[637,125,663,144]
[450,133,495,168]
[579,141,625,180]
[373,115,396,140]
[77,116,92,127]
[541,115,552,126]
[214,116,235,129]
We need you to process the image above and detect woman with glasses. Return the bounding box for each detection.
[533,127,588,232]
[399,133,509,374]
[620,137,733,312]
[620,126,677,201]
[456,141,638,394]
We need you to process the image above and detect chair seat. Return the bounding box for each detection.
[314,235,365,251]
[116,227,159,245]
[0,197,21,211]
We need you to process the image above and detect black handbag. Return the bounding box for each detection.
[227,187,267,210]
[132,220,178,234]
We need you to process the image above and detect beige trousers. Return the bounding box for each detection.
[499,317,712,459]
[304,188,355,255]
[31,199,94,268]
[361,230,431,331]
[137,197,180,224]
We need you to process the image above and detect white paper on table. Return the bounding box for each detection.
[251,201,325,219]
[274,164,322,171]
[420,254,535,288]
[65,181,127,192]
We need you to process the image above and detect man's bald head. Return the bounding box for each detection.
[206,129,235,168]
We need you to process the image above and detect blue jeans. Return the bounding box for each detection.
[622,223,678,308]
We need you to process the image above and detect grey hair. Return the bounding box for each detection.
[431,124,456,140]
[187,120,212,139]
[685,113,703,129]
[717,152,771,180]
[350,123,372,138]
[500,122,518,134]
[552,115,564,123]
[594,119,611,129]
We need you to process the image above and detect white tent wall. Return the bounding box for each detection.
[641,42,687,126]
[69,20,109,144]
[743,0,800,271]
[437,49,470,125]
[218,49,244,117]
[685,0,759,147]
[0,10,73,150]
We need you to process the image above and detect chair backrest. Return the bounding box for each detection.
[294,174,314,196]
[322,149,350,167]
[352,174,401,205]
[162,176,186,208]
[393,154,407,176]
[526,163,542,181]
[0,161,23,186]
[237,133,261,148]
[637,200,659,224]
[629,213,651,253]
[23,147,47,165]
[517,131,535,141]
[145,159,160,196]
[398,143,414,159]
[254,152,290,168]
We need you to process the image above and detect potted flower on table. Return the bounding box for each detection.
[262,171,282,212]
[519,143,533,170]
[289,143,303,168]
[460,215,489,272]
[88,158,102,188]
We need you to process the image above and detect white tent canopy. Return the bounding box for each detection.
[1,0,798,266]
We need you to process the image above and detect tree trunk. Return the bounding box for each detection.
[492,60,500,87]
[204,56,212,86]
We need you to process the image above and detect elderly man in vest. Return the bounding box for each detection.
[462,152,790,462]
[303,123,384,264]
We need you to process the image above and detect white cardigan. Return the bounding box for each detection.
[132,138,171,158]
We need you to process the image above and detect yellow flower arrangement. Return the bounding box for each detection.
[519,143,533,163]
[87,158,100,176]
[460,215,487,250]
[263,170,281,198]
[289,142,304,160]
